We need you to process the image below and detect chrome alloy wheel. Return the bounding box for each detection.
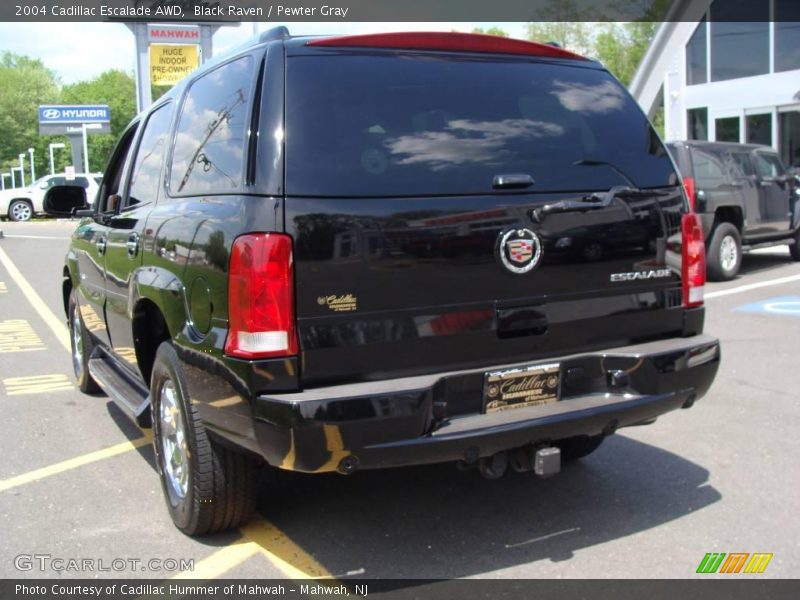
[10,201,32,221]
[720,234,738,272]
[159,380,189,503]
[70,305,83,376]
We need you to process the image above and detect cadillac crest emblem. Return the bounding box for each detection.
[497,228,542,274]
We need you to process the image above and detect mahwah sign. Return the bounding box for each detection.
[38,104,111,136]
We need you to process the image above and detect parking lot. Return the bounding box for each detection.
[0,218,798,580]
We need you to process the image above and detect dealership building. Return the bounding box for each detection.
[630,0,800,167]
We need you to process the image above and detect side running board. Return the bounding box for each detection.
[87,349,152,428]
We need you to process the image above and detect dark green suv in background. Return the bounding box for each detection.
[57,29,720,535]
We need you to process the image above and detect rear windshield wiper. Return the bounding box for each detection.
[530,185,667,222]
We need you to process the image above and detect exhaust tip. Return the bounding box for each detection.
[682,394,697,409]
[337,455,359,475]
[602,419,619,436]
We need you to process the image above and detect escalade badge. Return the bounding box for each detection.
[497,228,543,274]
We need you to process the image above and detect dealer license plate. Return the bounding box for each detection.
[483,363,561,413]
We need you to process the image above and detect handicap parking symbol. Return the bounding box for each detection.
[734,296,800,319]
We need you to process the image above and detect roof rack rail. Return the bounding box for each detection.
[259,26,290,44]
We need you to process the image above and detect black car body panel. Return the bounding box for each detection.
[252,334,718,472]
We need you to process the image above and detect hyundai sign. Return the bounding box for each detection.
[38,104,111,135]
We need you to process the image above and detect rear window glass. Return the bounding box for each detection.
[286,55,676,196]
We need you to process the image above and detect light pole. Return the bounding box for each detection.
[28,148,35,182]
[18,154,26,187]
[1,173,11,190]
[11,167,23,188]
[49,142,66,175]
[81,123,102,173]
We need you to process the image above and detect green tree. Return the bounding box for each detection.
[471,27,509,37]
[593,22,660,86]
[525,0,594,54]
[61,70,137,173]
[0,52,60,181]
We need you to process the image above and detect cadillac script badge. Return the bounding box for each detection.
[497,228,543,274]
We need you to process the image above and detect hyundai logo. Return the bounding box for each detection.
[42,109,61,119]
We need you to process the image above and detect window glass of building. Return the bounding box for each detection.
[715,117,740,143]
[779,111,800,167]
[710,0,769,82]
[775,0,800,72]
[686,18,707,85]
[746,114,772,147]
[688,108,708,140]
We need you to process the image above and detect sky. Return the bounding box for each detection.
[0,21,530,84]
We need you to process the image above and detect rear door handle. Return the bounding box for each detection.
[126,233,140,258]
[96,237,107,255]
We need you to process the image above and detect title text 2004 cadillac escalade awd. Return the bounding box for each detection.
[60,29,720,535]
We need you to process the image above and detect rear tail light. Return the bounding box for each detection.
[683,176,697,211]
[225,233,297,359]
[681,213,706,307]
[307,32,586,60]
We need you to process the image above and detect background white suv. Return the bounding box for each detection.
[0,173,101,221]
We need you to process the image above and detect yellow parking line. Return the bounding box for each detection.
[0,433,152,493]
[241,517,333,579]
[3,374,73,396]
[0,319,45,353]
[0,245,70,352]
[0,281,7,293]
[169,516,334,580]
[170,543,260,580]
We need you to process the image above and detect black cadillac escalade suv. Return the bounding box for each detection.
[57,29,720,535]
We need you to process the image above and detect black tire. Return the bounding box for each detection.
[706,223,742,281]
[68,290,100,394]
[151,342,258,535]
[790,228,800,261]
[8,199,33,222]
[556,435,605,462]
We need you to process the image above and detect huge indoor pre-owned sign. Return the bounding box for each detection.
[38,104,111,135]
[150,43,200,86]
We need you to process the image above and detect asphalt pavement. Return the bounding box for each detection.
[0,219,798,580]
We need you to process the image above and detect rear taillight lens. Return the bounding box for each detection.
[683,176,697,211]
[681,213,706,307]
[225,233,297,359]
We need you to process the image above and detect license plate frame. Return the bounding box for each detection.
[483,362,561,413]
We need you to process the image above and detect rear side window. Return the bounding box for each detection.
[690,148,728,188]
[286,55,676,196]
[128,103,173,206]
[169,56,255,196]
